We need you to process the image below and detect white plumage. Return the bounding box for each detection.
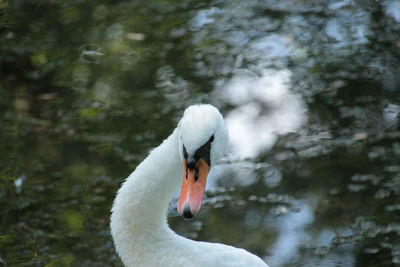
[110,104,268,267]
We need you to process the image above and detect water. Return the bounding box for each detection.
[1,0,400,266]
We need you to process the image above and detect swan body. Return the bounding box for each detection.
[110,104,268,267]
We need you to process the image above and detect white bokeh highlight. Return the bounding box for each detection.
[221,69,306,158]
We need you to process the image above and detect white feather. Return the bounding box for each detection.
[110,104,268,267]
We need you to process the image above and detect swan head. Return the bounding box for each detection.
[177,104,229,219]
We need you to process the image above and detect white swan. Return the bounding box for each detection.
[110,104,268,267]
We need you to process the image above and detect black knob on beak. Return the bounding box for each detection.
[186,156,196,170]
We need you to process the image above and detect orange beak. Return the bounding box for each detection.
[177,158,209,219]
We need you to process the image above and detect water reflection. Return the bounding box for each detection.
[14,174,26,194]
[79,44,104,64]
[267,202,314,266]
[384,1,400,22]
[1,0,400,266]
[221,69,306,158]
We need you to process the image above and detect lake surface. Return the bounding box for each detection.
[1,0,400,266]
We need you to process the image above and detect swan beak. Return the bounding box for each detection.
[177,158,209,220]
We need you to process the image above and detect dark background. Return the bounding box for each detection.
[1,0,400,266]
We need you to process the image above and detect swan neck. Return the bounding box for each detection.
[110,128,183,265]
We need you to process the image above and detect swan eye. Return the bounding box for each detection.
[209,135,214,143]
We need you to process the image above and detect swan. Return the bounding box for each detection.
[110,104,268,267]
